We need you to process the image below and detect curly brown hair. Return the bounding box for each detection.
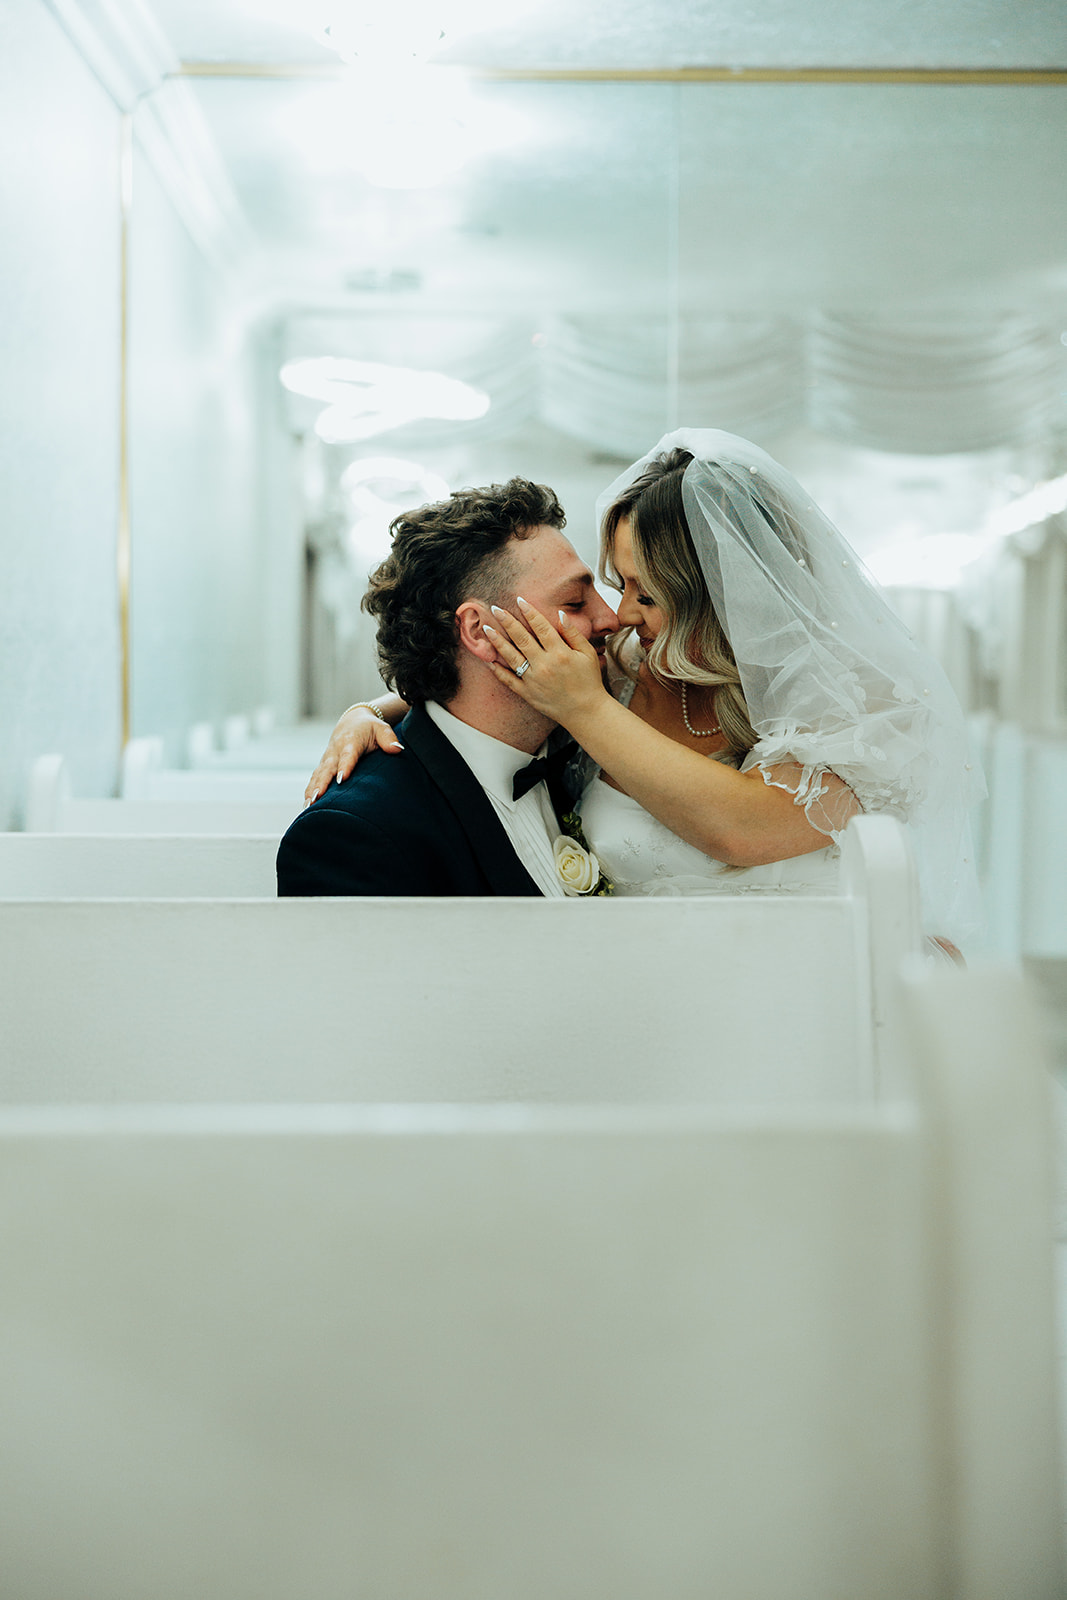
[363,477,566,704]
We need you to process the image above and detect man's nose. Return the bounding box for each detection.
[591,594,619,635]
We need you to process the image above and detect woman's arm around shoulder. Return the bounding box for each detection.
[305,694,409,802]
[485,600,859,866]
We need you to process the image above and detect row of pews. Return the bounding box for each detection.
[0,719,1062,1598]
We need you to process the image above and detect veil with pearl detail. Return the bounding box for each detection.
[593,428,985,943]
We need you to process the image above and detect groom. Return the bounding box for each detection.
[276,477,618,896]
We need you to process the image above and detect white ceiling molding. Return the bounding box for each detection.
[134,79,258,278]
[44,0,257,279]
[42,0,179,110]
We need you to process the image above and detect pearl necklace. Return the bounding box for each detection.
[680,682,721,738]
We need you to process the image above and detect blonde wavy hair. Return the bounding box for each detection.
[600,447,758,766]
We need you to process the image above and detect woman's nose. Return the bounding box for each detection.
[617,591,641,627]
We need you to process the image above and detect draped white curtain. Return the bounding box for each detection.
[543,312,1066,458]
[541,316,805,456]
[282,310,1066,460]
[807,313,1066,455]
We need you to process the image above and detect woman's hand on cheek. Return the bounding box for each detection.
[483,598,608,726]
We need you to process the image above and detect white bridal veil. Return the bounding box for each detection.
[595,428,985,941]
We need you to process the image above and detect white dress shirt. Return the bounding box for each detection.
[426,701,566,897]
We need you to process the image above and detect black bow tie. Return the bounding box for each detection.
[512,741,578,802]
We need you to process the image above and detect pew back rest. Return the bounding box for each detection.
[0,1101,936,1600]
[0,965,1059,1600]
[0,834,279,899]
[27,797,297,834]
[966,716,1067,959]
[0,895,866,1103]
[0,816,919,1105]
[1023,736,1067,957]
[125,768,306,806]
[26,754,300,834]
[187,718,336,770]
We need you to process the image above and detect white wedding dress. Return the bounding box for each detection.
[580,772,841,897]
[577,665,842,898]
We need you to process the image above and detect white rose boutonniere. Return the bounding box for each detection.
[553,834,599,896]
[554,812,614,897]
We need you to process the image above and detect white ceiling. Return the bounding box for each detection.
[119,1,1067,458]
[120,2,1067,319]
[165,73,1067,319]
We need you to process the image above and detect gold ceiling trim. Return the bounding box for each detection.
[176,62,1067,85]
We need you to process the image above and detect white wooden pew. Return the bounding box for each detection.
[186,717,338,771]
[0,966,1058,1600]
[0,834,279,899]
[121,738,310,802]
[25,755,299,836]
[969,718,1067,959]
[124,768,306,805]
[1023,736,1067,958]
[187,713,270,762]
[0,817,918,1105]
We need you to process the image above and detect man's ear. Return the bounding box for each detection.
[455,599,499,664]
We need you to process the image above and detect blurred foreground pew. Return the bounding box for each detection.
[0,965,1058,1600]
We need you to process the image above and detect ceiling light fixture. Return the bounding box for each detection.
[341,455,451,567]
[281,357,489,442]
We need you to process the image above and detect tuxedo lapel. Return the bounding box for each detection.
[400,706,544,896]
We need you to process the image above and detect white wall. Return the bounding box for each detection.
[255,320,304,727]
[0,0,122,827]
[127,153,266,763]
[0,2,285,817]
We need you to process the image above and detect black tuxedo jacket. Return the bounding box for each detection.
[276,705,573,897]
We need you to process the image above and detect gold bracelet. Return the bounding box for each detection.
[347,702,387,723]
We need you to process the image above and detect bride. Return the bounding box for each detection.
[307,429,982,944]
